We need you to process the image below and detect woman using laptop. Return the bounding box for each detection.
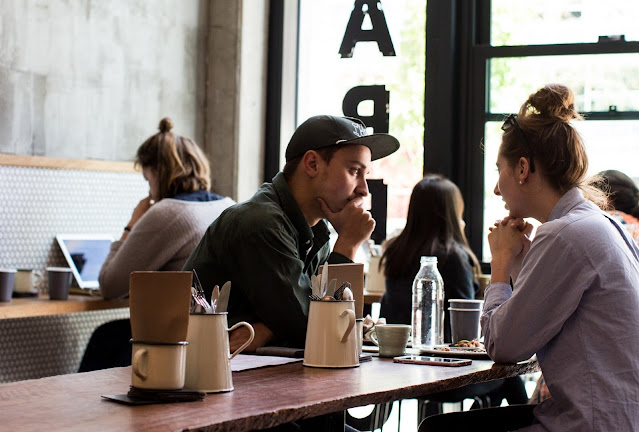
[80,118,233,372]
[98,117,234,299]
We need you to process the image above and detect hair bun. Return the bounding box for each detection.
[158,117,174,133]
[525,84,582,123]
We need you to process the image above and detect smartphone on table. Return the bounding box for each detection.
[393,355,472,367]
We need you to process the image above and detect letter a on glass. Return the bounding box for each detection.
[339,0,396,58]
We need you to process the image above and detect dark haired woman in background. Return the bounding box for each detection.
[99,118,234,299]
[379,174,481,342]
[380,174,527,412]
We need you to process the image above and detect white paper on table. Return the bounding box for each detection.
[231,354,303,372]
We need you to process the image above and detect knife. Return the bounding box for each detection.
[217,281,232,313]
[326,278,337,298]
[210,285,220,313]
[320,262,329,297]
[311,274,320,297]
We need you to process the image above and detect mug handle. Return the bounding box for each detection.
[369,329,379,347]
[33,271,43,288]
[339,309,356,343]
[132,349,148,380]
[227,321,255,360]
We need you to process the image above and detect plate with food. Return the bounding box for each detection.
[418,340,491,359]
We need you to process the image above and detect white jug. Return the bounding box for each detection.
[304,300,359,368]
[185,312,254,392]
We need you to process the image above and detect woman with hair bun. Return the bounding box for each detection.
[98,118,235,299]
[421,84,639,431]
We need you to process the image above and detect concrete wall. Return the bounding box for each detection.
[0,0,207,162]
[0,0,267,200]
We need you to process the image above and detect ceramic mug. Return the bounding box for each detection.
[184,313,254,393]
[449,307,481,343]
[14,269,43,294]
[304,300,359,368]
[0,269,17,302]
[370,324,411,357]
[448,299,484,310]
[131,340,189,390]
[46,267,73,300]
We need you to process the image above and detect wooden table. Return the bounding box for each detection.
[0,357,539,431]
[0,294,128,319]
[363,289,383,305]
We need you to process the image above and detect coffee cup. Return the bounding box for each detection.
[304,300,359,368]
[184,313,254,393]
[449,307,481,343]
[14,269,43,295]
[369,324,411,357]
[47,267,73,300]
[0,268,17,302]
[131,340,188,390]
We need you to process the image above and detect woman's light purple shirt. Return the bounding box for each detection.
[482,188,639,432]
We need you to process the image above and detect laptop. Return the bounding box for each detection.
[56,234,114,293]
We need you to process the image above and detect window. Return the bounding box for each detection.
[294,0,427,236]
[491,0,639,46]
[480,0,639,259]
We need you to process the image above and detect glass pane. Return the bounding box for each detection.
[491,0,639,45]
[489,54,639,113]
[482,119,639,260]
[297,0,426,236]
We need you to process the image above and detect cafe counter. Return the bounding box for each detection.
[0,294,129,384]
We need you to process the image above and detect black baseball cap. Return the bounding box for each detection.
[285,115,400,162]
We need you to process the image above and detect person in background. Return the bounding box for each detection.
[423,84,639,431]
[380,174,527,412]
[594,169,639,244]
[80,119,234,373]
[379,174,480,341]
[183,115,400,353]
[99,117,234,299]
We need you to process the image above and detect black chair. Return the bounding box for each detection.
[416,381,502,422]
[418,376,528,423]
[346,401,394,431]
[78,318,132,372]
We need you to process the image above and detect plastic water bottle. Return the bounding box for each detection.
[411,256,445,349]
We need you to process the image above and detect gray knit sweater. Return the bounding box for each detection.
[99,197,234,299]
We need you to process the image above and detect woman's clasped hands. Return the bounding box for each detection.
[488,217,533,284]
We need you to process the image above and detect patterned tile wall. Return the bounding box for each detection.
[0,165,147,273]
[0,164,145,383]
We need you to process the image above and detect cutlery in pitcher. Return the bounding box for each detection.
[326,279,337,298]
[320,262,329,297]
[210,285,220,313]
[192,269,213,313]
[217,281,232,313]
[334,282,350,300]
[311,275,320,297]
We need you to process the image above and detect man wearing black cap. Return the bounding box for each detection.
[184,115,399,351]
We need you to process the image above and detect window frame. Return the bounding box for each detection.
[426,0,639,266]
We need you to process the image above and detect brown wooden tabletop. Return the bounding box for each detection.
[0,356,539,431]
[0,294,128,319]
[363,290,383,305]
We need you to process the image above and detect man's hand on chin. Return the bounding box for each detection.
[318,196,375,260]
